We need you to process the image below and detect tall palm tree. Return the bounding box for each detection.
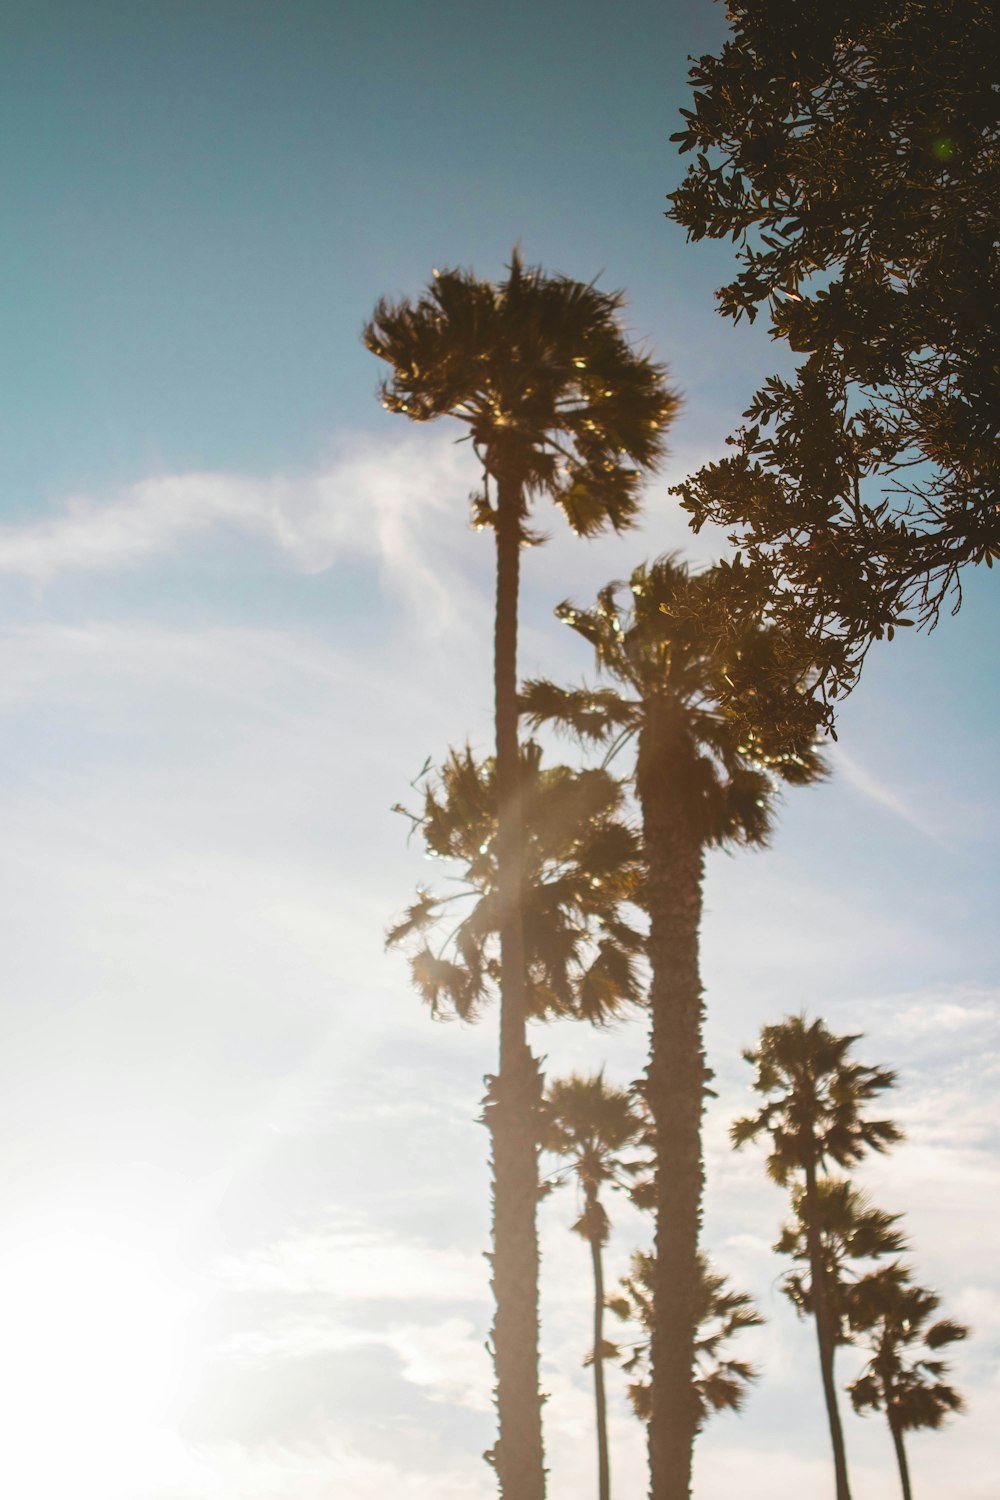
[523,555,827,1500]
[732,1015,903,1500]
[846,1265,968,1500]
[608,1250,763,1429]
[367,253,677,1500]
[542,1072,647,1500]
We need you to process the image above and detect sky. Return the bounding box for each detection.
[0,3,997,1498]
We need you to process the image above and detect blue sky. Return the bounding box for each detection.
[0,4,997,1498]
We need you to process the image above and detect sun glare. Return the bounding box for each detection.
[0,1222,192,1499]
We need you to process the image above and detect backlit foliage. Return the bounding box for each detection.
[365,251,678,536]
[668,0,1000,713]
[523,554,828,835]
[732,1014,903,1184]
[846,1265,968,1434]
[608,1252,763,1428]
[387,743,645,1023]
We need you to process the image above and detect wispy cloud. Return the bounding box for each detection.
[0,432,484,631]
[827,743,936,835]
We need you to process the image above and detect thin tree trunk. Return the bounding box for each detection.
[888,1412,912,1500]
[587,1191,611,1500]
[484,468,546,1500]
[637,705,706,1500]
[803,1161,853,1500]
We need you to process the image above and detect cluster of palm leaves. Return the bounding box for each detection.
[368,253,968,1500]
[388,744,645,1025]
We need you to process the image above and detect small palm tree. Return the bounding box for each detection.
[542,1073,647,1500]
[368,256,677,1500]
[732,1016,903,1500]
[524,555,826,1500]
[777,1175,908,1470]
[846,1265,968,1500]
[608,1250,763,1428]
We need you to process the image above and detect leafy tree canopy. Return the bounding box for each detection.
[543,1072,648,1243]
[668,0,1000,711]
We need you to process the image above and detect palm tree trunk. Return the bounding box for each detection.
[637,705,706,1500]
[587,1192,611,1500]
[484,467,546,1500]
[888,1411,912,1500]
[803,1161,853,1500]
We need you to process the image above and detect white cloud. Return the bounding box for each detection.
[213,1311,493,1417]
[0,432,731,660]
[0,432,485,632]
[383,1317,492,1412]
[215,1215,488,1305]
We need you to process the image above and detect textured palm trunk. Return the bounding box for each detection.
[637,703,706,1500]
[586,1189,611,1500]
[803,1161,853,1500]
[888,1410,912,1500]
[483,468,546,1500]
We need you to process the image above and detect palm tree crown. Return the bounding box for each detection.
[777,1179,908,1334]
[847,1265,968,1431]
[523,553,827,839]
[608,1251,763,1429]
[388,742,645,1025]
[364,251,678,537]
[732,1014,903,1184]
[543,1072,646,1225]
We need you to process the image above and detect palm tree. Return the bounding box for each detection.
[368,255,676,1500]
[541,1072,647,1500]
[388,742,645,1024]
[732,1015,903,1500]
[846,1264,968,1500]
[777,1176,908,1490]
[523,555,826,1500]
[608,1250,763,1432]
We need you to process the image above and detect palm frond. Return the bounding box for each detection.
[385,888,443,948]
[520,679,634,743]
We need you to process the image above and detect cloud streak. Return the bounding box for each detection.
[0,432,485,632]
[827,744,936,835]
